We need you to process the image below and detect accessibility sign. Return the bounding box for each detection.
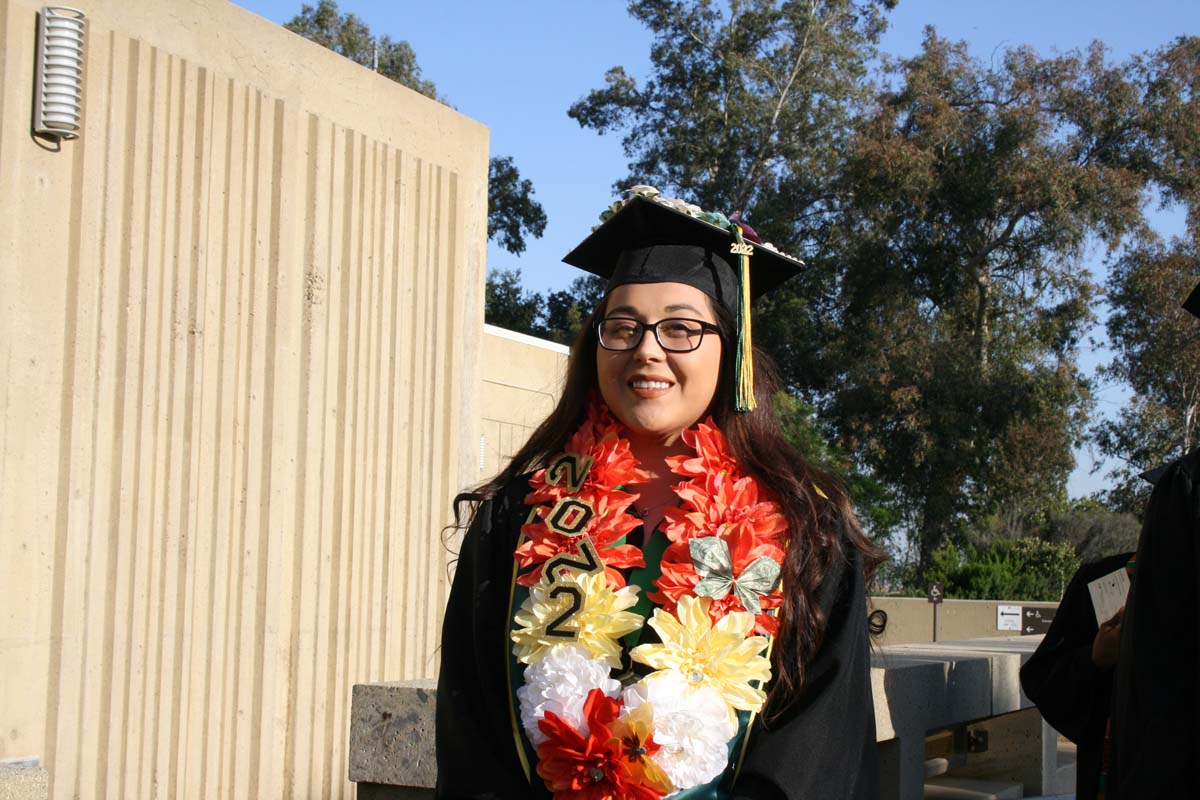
[1020,606,1055,635]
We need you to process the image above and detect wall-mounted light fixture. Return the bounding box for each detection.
[33,7,86,141]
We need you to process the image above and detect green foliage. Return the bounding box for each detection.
[485,268,544,335]
[773,393,901,540]
[488,157,548,256]
[542,275,607,345]
[485,270,606,345]
[572,4,1175,575]
[285,0,439,97]
[819,33,1157,571]
[1086,39,1200,514]
[286,0,546,254]
[1043,499,1141,563]
[1137,37,1200,240]
[923,538,1080,602]
[569,0,894,250]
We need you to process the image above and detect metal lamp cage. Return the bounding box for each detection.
[33,6,86,140]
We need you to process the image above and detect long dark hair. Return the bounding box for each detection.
[455,294,886,714]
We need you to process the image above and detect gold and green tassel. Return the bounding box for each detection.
[732,225,756,412]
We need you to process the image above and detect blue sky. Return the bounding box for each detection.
[235,0,1197,497]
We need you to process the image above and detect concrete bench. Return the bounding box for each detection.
[349,635,1058,800]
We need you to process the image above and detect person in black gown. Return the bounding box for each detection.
[435,190,884,799]
[1020,551,1133,800]
[1107,450,1200,798]
[1105,279,1200,799]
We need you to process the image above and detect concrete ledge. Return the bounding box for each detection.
[0,765,48,800]
[349,636,1051,800]
[925,776,1023,799]
[348,680,438,788]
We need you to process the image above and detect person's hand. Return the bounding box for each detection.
[1092,606,1125,667]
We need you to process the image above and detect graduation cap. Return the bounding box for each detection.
[563,188,804,412]
[1139,463,1170,486]
[1184,280,1200,319]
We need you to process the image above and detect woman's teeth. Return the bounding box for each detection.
[631,380,671,389]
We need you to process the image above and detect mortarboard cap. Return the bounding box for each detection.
[1139,463,1170,485]
[1183,280,1200,319]
[563,188,804,314]
[563,187,804,412]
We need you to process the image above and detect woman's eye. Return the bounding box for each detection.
[661,321,697,338]
[609,322,638,339]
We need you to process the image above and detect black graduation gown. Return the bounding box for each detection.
[434,477,879,800]
[1109,448,1200,799]
[1019,551,1134,800]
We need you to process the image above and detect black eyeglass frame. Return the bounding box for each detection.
[596,316,723,353]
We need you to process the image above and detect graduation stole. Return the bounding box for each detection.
[504,401,788,799]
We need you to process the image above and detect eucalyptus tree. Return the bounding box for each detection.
[827,33,1151,568]
[1090,37,1200,514]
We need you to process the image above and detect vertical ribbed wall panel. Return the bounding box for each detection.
[0,1,488,798]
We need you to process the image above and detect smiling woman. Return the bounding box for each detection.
[435,188,885,800]
[596,283,724,451]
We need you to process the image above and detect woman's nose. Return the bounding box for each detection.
[632,324,666,360]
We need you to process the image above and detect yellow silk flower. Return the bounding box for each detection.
[630,595,771,715]
[512,570,643,668]
[611,700,673,794]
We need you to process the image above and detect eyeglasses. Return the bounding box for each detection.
[596,317,722,352]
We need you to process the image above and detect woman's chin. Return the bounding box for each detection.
[620,416,694,447]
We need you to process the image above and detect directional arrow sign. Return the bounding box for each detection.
[1020,606,1055,635]
[997,604,1021,632]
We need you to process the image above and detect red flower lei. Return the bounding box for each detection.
[516,402,651,587]
[518,402,789,634]
[513,400,791,798]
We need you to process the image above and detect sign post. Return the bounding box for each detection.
[927,583,944,642]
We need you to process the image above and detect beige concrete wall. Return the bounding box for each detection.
[0,1,488,798]
[476,324,570,478]
[872,597,1058,647]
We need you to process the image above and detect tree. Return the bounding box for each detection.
[541,275,607,345]
[1137,37,1200,240]
[774,392,900,542]
[1044,498,1141,563]
[1092,237,1200,513]
[488,157,548,257]
[569,0,895,254]
[286,0,546,253]
[571,5,1163,574]
[823,33,1152,572]
[484,268,545,336]
[1088,37,1200,514]
[483,271,606,345]
[923,539,1079,602]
